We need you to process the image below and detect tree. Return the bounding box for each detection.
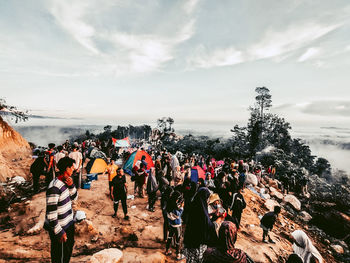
[0,98,28,123]
[255,87,272,122]
[314,157,332,180]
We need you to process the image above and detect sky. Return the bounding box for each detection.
[1,0,350,129]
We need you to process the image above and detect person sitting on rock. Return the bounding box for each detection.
[203,221,252,263]
[260,206,281,244]
[110,168,129,220]
[290,230,323,263]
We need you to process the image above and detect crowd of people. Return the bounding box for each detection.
[32,139,323,263]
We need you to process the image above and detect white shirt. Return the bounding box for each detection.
[68,151,83,170]
[54,152,66,164]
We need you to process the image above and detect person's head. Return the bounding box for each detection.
[141,155,146,161]
[218,221,239,250]
[56,157,75,177]
[274,206,281,214]
[57,145,63,152]
[117,168,124,176]
[48,143,55,149]
[198,178,205,187]
[208,193,221,207]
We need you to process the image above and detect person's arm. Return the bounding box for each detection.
[46,186,66,242]
[48,155,54,170]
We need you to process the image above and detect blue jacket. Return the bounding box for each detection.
[167,208,183,227]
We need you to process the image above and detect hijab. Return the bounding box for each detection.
[292,230,323,263]
[184,187,216,248]
[203,221,247,263]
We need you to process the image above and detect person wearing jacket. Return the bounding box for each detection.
[260,206,281,244]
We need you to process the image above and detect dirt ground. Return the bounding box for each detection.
[0,173,337,263]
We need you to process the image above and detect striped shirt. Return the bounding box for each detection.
[46,178,78,237]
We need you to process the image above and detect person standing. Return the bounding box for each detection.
[165,191,185,261]
[110,168,129,220]
[30,151,48,193]
[146,167,158,212]
[45,143,56,187]
[54,146,66,165]
[229,185,246,229]
[68,146,83,188]
[45,157,78,263]
[105,159,118,195]
[260,206,281,244]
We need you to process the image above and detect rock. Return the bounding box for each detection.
[264,199,279,211]
[331,245,344,254]
[268,179,279,188]
[260,193,270,200]
[283,195,301,211]
[270,190,283,201]
[142,225,162,241]
[122,248,166,263]
[75,219,98,236]
[299,211,312,222]
[88,248,123,263]
[245,173,258,186]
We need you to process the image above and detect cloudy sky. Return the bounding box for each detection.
[1,0,350,129]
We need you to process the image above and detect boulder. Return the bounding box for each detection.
[245,173,258,186]
[264,199,279,211]
[299,211,312,222]
[88,248,123,263]
[331,245,344,254]
[283,195,301,211]
[270,190,283,201]
[268,179,279,188]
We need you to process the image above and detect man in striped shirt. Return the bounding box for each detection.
[46,157,78,263]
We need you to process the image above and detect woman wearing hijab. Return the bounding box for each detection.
[291,230,323,263]
[203,221,247,263]
[184,187,220,263]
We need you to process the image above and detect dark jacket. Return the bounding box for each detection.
[260,212,277,230]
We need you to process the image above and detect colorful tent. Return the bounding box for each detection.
[190,166,205,182]
[86,158,107,174]
[123,150,154,174]
[112,137,130,148]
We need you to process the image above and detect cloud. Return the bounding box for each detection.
[184,0,200,14]
[188,45,244,68]
[301,101,350,117]
[249,22,341,60]
[49,0,196,75]
[51,0,99,54]
[298,47,321,62]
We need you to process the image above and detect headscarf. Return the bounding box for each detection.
[292,230,323,263]
[203,221,247,263]
[184,187,216,248]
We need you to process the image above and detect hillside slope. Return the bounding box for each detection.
[0,174,339,263]
[0,117,32,182]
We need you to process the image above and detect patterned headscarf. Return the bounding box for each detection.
[203,221,247,263]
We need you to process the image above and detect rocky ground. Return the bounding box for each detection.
[0,172,345,263]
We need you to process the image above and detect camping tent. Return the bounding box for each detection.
[86,158,107,174]
[112,137,130,148]
[123,150,154,174]
[190,166,205,183]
